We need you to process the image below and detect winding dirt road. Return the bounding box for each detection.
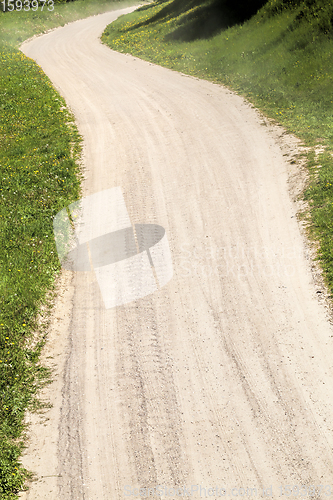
[20,7,333,500]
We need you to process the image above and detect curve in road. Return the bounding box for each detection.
[20,7,333,500]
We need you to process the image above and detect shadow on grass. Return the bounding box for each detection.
[134,0,267,41]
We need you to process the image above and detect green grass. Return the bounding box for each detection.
[0,40,82,500]
[0,0,144,497]
[101,0,333,296]
[0,42,82,496]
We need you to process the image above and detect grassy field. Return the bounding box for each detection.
[102,0,333,295]
[0,0,141,497]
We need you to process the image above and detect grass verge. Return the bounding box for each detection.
[0,0,143,497]
[0,40,82,500]
[101,0,333,296]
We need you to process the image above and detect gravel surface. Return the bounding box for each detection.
[20,7,333,499]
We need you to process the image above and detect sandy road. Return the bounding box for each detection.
[20,7,333,500]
